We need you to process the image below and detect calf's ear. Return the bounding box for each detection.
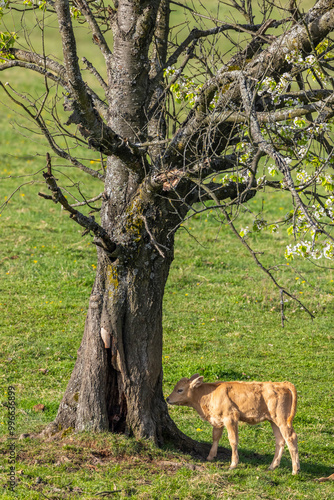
[189,373,200,381]
[189,375,204,389]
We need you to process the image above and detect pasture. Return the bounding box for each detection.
[1,118,334,498]
[1,0,334,498]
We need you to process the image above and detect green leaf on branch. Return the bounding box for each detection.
[0,32,18,58]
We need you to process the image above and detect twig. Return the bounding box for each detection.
[82,57,108,91]
[192,177,315,323]
[0,181,38,213]
[71,193,103,208]
[139,215,169,258]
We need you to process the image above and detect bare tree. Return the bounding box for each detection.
[1,0,334,450]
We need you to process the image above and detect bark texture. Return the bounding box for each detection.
[53,175,194,445]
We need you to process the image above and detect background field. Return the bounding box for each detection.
[1,0,334,498]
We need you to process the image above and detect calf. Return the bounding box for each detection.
[167,374,300,474]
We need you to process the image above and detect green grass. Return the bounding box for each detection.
[1,125,334,499]
[1,1,334,498]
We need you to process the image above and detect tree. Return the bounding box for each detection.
[1,0,334,449]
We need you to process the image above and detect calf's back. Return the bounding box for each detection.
[206,381,296,425]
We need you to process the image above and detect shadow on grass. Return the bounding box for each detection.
[216,447,334,478]
[168,440,334,479]
[239,448,333,479]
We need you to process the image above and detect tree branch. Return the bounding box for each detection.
[5,48,66,79]
[149,0,170,81]
[39,154,116,256]
[259,88,332,109]
[190,178,315,324]
[149,154,237,192]
[71,193,103,208]
[223,210,315,325]
[54,0,140,164]
[0,60,67,88]
[55,0,96,109]
[238,72,333,241]
[162,1,334,169]
[195,180,256,204]
[82,57,108,91]
[75,0,112,60]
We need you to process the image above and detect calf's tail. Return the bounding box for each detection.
[286,382,297,427]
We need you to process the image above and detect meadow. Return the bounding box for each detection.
[1,1,334,498]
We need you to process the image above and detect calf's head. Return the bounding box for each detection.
[166,374,204,406]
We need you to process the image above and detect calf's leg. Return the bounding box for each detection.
[279,424,300,475]
[224,417,239,469]
[207,426,224,461]
[268,421,285,471]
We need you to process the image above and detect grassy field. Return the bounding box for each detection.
[1,1,334,498]
[1,121,334,499]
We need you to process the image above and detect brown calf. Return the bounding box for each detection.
[167,374,300,474]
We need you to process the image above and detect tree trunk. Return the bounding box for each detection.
[43,0,228,456]
[50,158,219,457]
[54,169,171,439]
[54,254,170,437]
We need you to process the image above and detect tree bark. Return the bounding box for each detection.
[53,147,187,444]
[54,240,172,441]
[51,182,218,458]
